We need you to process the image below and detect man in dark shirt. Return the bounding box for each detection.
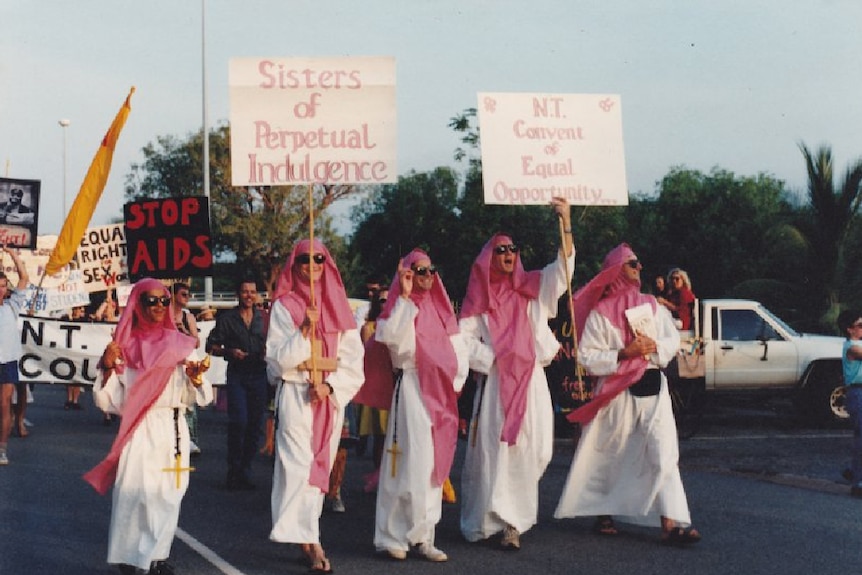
[206,279,268,490]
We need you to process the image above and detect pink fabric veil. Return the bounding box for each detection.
[566,244,656,425]
[459,234,542,445]
[384,249,460,486]
[83,278,197,495]
[272,239,356,491]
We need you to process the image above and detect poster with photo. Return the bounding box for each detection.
[0,177,40,248]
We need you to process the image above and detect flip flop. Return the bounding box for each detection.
[661,526,702,547]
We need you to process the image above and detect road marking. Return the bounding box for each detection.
[692,433,849,441]
[176,527,247,575]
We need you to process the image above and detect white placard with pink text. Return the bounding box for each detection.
[477,92,628,206]
[229,57,397,187]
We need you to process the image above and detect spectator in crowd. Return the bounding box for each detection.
[83,278,212,574]
[266,239,364,574]
[657,268,696,330]
[556,244,701,547]
[837,309,862,498]
[63,305,88,410]
[172,282,202,457]
[458,197,574,550]
[0,245,29,464]
[206,279,269,490]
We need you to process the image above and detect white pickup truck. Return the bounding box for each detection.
[669,299,848,425]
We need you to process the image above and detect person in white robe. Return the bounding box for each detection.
[84,278,212,575]
[458,197,574,550]
[266,239,364,573]
[555,243,702,546]
[369,249,469,561]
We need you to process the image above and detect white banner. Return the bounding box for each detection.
[477,92,628,206]
[229,56,397,186]
[18,317,227,386]
[23,269,90,314]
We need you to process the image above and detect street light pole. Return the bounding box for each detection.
[58,119,71,226]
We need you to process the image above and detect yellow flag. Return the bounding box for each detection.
[45,87,135,276]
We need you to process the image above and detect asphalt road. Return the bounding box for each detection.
[1,385,859,575]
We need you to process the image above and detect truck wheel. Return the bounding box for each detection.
[668,376,704,439]
[799,362,849,424]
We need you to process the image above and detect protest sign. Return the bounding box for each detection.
[0,177,40,248]
[124,196,213,280]
[75,223,129,291]
[23,269,90,315]
[229,56,397,186]
[476,93,627,206]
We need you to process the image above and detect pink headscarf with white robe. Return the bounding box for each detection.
[566,243,656,425]
[371,249,460,486]
[459,233,542,445]
[271,239,356,491]
[84,278,197,495]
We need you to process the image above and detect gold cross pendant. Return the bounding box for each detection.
[387,440,402,478]
[162,453,195,489]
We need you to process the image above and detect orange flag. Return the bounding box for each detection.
[45,87,135,276]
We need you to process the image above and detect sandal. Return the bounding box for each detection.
[661,526,702,547]
[593,515,618,536]
[309,557,333,574]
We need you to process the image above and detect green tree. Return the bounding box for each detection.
[797,143,862,324]
[124,124,356,294]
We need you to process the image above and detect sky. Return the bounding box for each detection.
[2,0,861,236]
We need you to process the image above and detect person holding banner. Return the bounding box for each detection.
[363,249,469,562]
[266,239,364,574]
[554,244,701,547]
[83,278,212,575]
[458,197,574,550]
[0,245,29,465]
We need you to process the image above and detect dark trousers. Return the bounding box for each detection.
[226,367,268,480]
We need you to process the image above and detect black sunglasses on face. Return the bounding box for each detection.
[10,189,23,198]
[412,265,438,277]
[296,253,326,265]
[141,295,171,308]
[493,244,519,255]
[625,260,640,269]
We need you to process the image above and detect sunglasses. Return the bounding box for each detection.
[412,265,438,277]
[296,253,326,265]
[625,260,641,269]
[493,244,520,255]
[141,295,171,308]
[10,189,23,198]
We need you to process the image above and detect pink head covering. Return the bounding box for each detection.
[460,234,542,445]
[271,239,356,491]
[384,249,460,485]
[566,244,656,425]
[84,278,197,495]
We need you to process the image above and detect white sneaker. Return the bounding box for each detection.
[416,542,448,562]
[0,451,8,465]
[378,548,406,560]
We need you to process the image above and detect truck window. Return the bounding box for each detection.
[720,309,777,341]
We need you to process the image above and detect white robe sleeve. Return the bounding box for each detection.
[375,297,418,368]
[458,315,495,375]
[265,300,313,382]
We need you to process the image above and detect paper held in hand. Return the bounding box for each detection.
[624,303,657,340]
[625,303,657,361]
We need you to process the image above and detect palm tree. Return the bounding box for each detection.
[799,143,862,322]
